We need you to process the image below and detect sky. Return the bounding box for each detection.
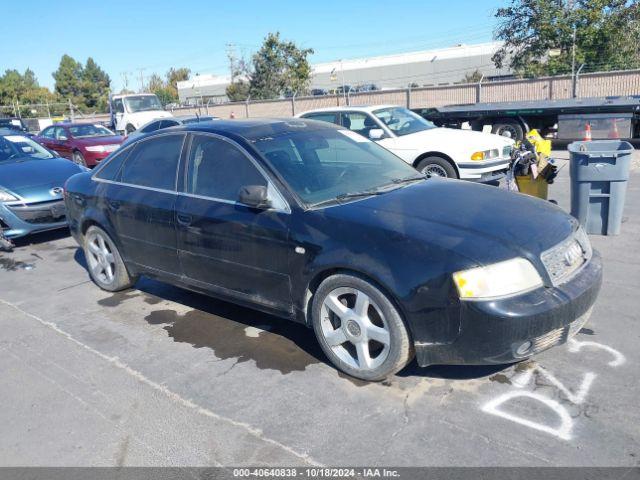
[1,0,502,92]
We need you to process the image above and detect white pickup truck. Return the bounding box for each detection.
[297,105,514,182]
[109,93,173,135]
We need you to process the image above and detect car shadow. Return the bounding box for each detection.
[11,228,70,248]
[72,249,513,383]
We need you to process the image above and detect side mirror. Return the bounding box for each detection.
[369,129,385,140]
[238,185,271,209]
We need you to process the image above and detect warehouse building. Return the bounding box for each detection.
[177,41,511,104]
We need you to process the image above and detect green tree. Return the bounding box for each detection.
[462,69,484,83]
[52,54,84,104]
[81,57,111,110]
[227,32,314,100]
[493,0,640,77]
[0,68,56,106]
[165,67,190,100]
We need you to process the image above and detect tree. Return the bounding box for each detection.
[226,32,314,100]
[462,69,484,83]
[492,0,640,77]
[146,68,190,105]
[226,49,251,101]
[0,68,56,106]
[52,54,84,104]
[82,57,111,110]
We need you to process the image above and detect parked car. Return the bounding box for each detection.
[108,93,173,135]
[0,129,86,238]
[311,89,328,96]
[298,105,513,182]
[34,123,124,168]
[0,117,29,133]
[63,119,601,381]
[125,115,219,142]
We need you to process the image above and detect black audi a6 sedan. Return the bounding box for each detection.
[63,118,601,381]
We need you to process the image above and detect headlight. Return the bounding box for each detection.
[470,149,499,161]
[452,258,543,300]
[0,189,18,202]
[85,145,106,152]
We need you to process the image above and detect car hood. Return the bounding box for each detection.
[75,135,124,146]
[128,110,172,127]
[391,127,513,152]
[323,179,575,268]
[0,157,83,200]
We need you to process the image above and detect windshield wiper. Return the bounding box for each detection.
[309,189,385,208]
[390,175,425,185]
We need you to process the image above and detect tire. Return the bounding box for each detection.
[83,225,137,291]
[125,124,136,135]
[492,121,524,141]
[311,274,414,381]
[416,156,458,179]
[72,150,87,167]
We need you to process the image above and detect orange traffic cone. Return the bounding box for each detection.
[583,122,592,141]
[608,118,620,139]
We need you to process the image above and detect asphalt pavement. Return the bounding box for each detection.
[0,150,638,467]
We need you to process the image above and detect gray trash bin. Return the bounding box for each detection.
[568,140,633,235]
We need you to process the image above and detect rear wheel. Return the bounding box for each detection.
[416,156,458,179]
[492,121,524,141]
[84,226,136,291]
[72,150,87,167]
[311,274,414,381]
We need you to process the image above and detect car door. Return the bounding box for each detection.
[54,126,73,158]
[100,133,185,274]
[36,126,56,150]
[175,133,293,312]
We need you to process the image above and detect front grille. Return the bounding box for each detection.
[541,227,592,286]
[8,200,66,225]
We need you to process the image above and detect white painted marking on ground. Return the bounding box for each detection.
[244,325,271,338]
[0,298,322,467]
[567,338,626,367]
[482,390,574,441]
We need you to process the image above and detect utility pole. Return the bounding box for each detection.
[138,68,146,92]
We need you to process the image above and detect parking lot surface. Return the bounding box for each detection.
[1,150,638,467]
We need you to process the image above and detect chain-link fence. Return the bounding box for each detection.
[3,68,640,130]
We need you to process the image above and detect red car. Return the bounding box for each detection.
[35,123,124,167]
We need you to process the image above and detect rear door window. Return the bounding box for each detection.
[119,134,185,191]
[303,112,339,125]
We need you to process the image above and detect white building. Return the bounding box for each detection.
[177,42,511,104]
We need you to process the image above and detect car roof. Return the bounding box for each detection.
[297,104,399,115]
[135,118,340,143]
[0,128,29,136]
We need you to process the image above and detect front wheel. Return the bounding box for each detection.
[125,124,136,135]
[416,156,458,179]
[492,122,524,141]
[311,274,414,381]
[84,225,137,291]
[72,150,87,167]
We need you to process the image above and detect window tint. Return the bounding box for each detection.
[140,121,161,133]
[186,135,266,202]
[304,112,338,125]
[159,119,180,129]
[120,134,184,190]
[341,112,378,138]
[93,147,133,181]
[41,127,55,139]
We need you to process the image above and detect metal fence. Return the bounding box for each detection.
[4,69,640,129]
[170,68,640,120]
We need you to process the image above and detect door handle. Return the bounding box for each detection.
[107,199,120,211]
[176,213,193,226]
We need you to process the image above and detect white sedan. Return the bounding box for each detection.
[297,105,514,181]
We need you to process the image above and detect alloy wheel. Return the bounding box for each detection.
[422,163,448,178]
[86,230,116,285]
[320,287,391,371]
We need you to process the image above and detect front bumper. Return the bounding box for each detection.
[415,250,603,367]
[458,158,510,182]
[0,199,68,238]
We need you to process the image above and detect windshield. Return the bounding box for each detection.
[68,124,115,138]
[123,95,163,113]
[251,126,423,207]
[0,134,54,161]
[373,107,436,137]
